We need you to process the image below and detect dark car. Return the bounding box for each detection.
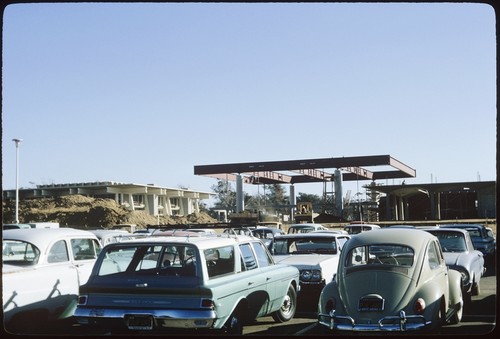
[440,224,496,263]
[251,227,285,251]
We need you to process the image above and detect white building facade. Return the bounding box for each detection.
[3,181,214,217]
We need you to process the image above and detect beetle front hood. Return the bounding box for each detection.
[340,267,415,317]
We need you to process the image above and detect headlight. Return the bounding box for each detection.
[300,269,322,282]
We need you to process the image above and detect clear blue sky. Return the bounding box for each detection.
[2,2,497,205]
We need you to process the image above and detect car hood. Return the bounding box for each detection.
[442,252,467,266]
[273,254,337,267]
[339,267,415,317]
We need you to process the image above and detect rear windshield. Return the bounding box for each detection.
[345,244,414,267]
[97,244,198,277]
[274,237,338,255]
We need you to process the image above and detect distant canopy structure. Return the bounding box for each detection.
[194,154,416,215]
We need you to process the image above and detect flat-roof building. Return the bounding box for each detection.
[2,181,214,217]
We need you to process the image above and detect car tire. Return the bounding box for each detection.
[223,308,243,335]
[471,278,480,296]
[449,299,463,325]
[271,284,297,323]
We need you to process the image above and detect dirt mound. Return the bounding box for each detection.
[2,195,216,229]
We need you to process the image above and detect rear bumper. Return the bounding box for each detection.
[74,307,217,329]
[318,310,429,331]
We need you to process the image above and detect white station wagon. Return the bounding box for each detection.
[74,234,300,334]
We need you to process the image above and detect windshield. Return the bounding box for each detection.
[428,231,466,253]
[345,244,414,267]
[274,237,337,255]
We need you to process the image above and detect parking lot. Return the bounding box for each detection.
[3,261,495,337]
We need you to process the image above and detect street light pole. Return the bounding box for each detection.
[12,138,23,224]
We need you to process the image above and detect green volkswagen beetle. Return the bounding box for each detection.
[317,228,463,332]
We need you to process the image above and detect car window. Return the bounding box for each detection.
[344,226,362,234]
[71,238,101,261]
[466,229,481,238]
[239,243,258,271]
[427,241,442,269]
[337,237,350,251]
[251,241,273,267]
[345,245,414,267]
[48,240,70,263]
[2,240,40,265]
[486,229,494,239]
[288,226,314,234]
[204,245,235,278]
[274,237,338,255]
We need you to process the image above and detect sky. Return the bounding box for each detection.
[1,2,497,206]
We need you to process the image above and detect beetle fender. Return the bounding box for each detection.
[448,269,463,305]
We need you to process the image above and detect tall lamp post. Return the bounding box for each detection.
[12,138,23,224]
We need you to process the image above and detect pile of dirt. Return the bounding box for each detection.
[2,195,217,229]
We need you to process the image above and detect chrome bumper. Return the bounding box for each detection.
[74,307,217,329]
[318,310,429,331]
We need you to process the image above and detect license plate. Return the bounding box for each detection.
[126,315,154,330]
[358,297,384,311]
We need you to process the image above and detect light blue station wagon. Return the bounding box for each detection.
[74,234,300,334]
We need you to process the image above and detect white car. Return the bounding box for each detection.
[89,229,134,246]
[287,223,327,234]
[343,223,381,235]
[272,232,351,309]
[2,228,102,332]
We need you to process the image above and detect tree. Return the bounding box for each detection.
[211,179,236,211]
[266,184,288,207]
[210,179,253,212]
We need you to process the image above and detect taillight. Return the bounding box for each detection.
[201,299,215,309]
[414,298,425,313]
[77,295,88,305]
[325,298,336,313]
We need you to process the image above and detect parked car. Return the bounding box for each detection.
[272,232,350,308]
[2,228,102,332]
[222,226,254,236]
[440,224,496,262]
[89,229,134,246]
[422,227,485,305]
[318,228,463,332]
[182,228,217,235]
[3,223,32,230]
[73,234,299,335]
[343,223,381,235]
[287,223,327,234]
[256,221,283,230]
[251,227,285,251]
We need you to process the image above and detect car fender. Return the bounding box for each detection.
[318,280,346,314]
[447,269,463,306]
